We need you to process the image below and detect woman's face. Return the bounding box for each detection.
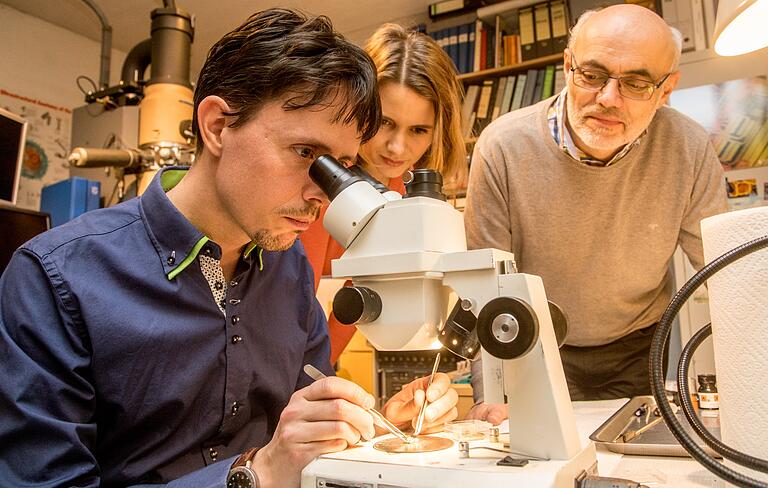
[358,82,435,182]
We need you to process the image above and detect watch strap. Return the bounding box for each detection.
[232,447,259,469]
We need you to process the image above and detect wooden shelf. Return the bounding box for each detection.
[457,53,563,83]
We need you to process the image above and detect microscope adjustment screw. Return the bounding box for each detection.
[458,441,470,458]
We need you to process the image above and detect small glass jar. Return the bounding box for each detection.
[697,374,719,410]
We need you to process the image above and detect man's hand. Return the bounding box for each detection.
[465,402,508,425]
[381,372,458,434]
[253,376,376,487]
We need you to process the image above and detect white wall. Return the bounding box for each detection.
[0,4,129,207]
[0,3,126,110]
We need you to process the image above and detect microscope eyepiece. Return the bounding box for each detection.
[333,286,382,325]
[309,155,363,201]
[404,169,446,201]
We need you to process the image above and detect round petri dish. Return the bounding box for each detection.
[373,435,453,453]
[444,419,492,441]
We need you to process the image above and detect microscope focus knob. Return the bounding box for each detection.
[477,297,539,360]
[333,286,382,325]
[548,300,569,348]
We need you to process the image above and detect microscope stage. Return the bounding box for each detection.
[301,433,597,488]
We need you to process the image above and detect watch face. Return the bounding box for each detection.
[227,467,257,488]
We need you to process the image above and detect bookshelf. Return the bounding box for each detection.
[459,54,564,142]
[457,52,563,83]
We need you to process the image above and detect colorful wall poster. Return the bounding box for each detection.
[1,88,72,210]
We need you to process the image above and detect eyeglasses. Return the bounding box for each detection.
[569,56,671,101]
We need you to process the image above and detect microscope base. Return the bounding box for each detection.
[301,435,597,488]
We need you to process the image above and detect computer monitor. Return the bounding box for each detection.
[0,206,50,276]
[0,107,27,206]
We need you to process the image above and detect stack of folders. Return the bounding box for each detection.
[518,0,569,62]
[462,63,565,138]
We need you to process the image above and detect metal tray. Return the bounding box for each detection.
[589,395,722,457]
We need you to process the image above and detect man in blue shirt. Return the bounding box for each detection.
[0,9,459,487]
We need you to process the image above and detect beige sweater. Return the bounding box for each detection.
[465,99,728,347]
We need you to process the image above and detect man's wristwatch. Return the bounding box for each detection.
[227,448,260,488]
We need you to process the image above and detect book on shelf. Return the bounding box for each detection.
[510,72,528,111]
[428,0,497,19]
[473,79,496,133]
[533,2,554,56]
[461,84,481,138]
[499,74,517,115]
[550,0,569,53]
[447,25,460,69]
[519,5,538,61]
[491,76,509,120]
[457,23,471,73]
[532,67,546,103]
[541,63,556,99]
[430,0,466,17]
[485,23,497,69]
[472,19,483,71]
[503,34,521,65]
[521,68,540,106]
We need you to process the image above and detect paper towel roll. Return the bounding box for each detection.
[701,206,768,483]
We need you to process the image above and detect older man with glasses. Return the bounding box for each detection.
[464,4,728,424]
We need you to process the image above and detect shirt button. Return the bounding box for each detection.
[204,248,212,256]
[229,298,241,305]
[214,281,223,290]
[208,447,218,461]
[231,315,240,325]
[232,335,243,344]
[231,401,241,416]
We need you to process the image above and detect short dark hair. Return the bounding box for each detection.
[193,8,381,153]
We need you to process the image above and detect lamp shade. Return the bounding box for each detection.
[713,0,768,56]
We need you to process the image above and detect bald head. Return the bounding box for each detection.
[569,5,682,71]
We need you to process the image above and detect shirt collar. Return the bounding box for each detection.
[139,167,263,280]
[547,88,645,167]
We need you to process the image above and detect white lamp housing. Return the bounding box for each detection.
[713,0,768,56]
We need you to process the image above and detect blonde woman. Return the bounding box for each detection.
[301,23,467,365]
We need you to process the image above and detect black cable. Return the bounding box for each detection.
[650,234,768,488]
[678,324,768,472]
[76,75,98,96]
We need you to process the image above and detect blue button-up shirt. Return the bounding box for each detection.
[0,167,332,487]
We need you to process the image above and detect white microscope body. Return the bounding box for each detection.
[301,159,596,487]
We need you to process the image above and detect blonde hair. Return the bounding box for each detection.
[364,24,467,184]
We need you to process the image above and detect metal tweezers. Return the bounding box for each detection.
[413,352,441,436]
